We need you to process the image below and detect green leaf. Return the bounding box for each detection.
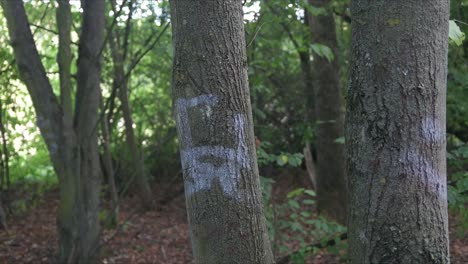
[304,190,316,197]
[302,199,316,205]
[276,154,288,166]
[289,157,299,167]
[334,137,346,144]
[287,188,305,198]
[300,211,311,217]
[311,43,334,62]
[288,200,301,209]
[449,20,465,46]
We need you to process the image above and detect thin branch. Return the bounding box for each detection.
[97,0,128,58]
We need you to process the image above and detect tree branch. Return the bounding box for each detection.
[56,0,73,121]
[1,0,62,151]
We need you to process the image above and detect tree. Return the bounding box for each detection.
[169,0,274,263]
[346,0,450,263]
[307,0,347,223]
[1,0,105,262]
[108,0,153,209]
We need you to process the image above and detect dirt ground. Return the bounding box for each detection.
[0,177,467,264]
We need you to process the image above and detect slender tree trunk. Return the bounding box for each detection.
[2,1,105,262]
[100,102,119,226]
[0,99,10,190]
[308,0,347,224]
[169,1,274,263]
[346,1,450,263]
[109,31,153,209]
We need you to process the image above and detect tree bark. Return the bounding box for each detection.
[308,0,347,224]
[169,1,274,263]
[71,1,105,261]
[346,1,450,263]
[56,0,73,121]
[1,0,105,262]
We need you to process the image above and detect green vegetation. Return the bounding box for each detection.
[0,0,467,263]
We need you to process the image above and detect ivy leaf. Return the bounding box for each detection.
[449,20,465,46]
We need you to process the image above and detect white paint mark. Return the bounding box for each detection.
[358,231,367,242]
[394,118,447,200]
[365,52,372,67]
[203,104,213,119]
[421,118,444,144]
[400,146,447,201]
[176,95,250,199]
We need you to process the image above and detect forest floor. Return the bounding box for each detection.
[0,172,467,264]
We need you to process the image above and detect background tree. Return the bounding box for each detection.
[169,0,274,263]
[346,0,450,262]
[1,0,105,262]
[108,0,153,209]
[0,0,466,263]
[308,0,347,223]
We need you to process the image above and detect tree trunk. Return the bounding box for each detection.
[109,32,153,209]
[169,1,274,263]
[70,1,105,260]
[1,0,105,262]
[108,0,153,210]
[346,1,450,263]
[308,0,347,224]
[0,98,10,190]
[100,102,119,227]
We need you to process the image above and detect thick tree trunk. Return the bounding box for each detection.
[169,1,274,263]
[2,1,105,262]
[346,1,450,263]
[71,1,105,261]
[308,0,347,224]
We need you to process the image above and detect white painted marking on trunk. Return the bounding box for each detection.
[176,95,250,199]
[400,146,447,201]
[421,118,444,144]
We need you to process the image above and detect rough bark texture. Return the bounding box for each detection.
[72,1,105,260]
[308,0,347,224]
[169,1,274,263]
[346,1,450,263]
[2,0,105,262]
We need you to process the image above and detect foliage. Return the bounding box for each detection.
[257,141,304,167]
[449,20,466,46]
[447,141,468,235]
[0,1,467,261]
[261,177,347,262]
[258,145,346,262]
